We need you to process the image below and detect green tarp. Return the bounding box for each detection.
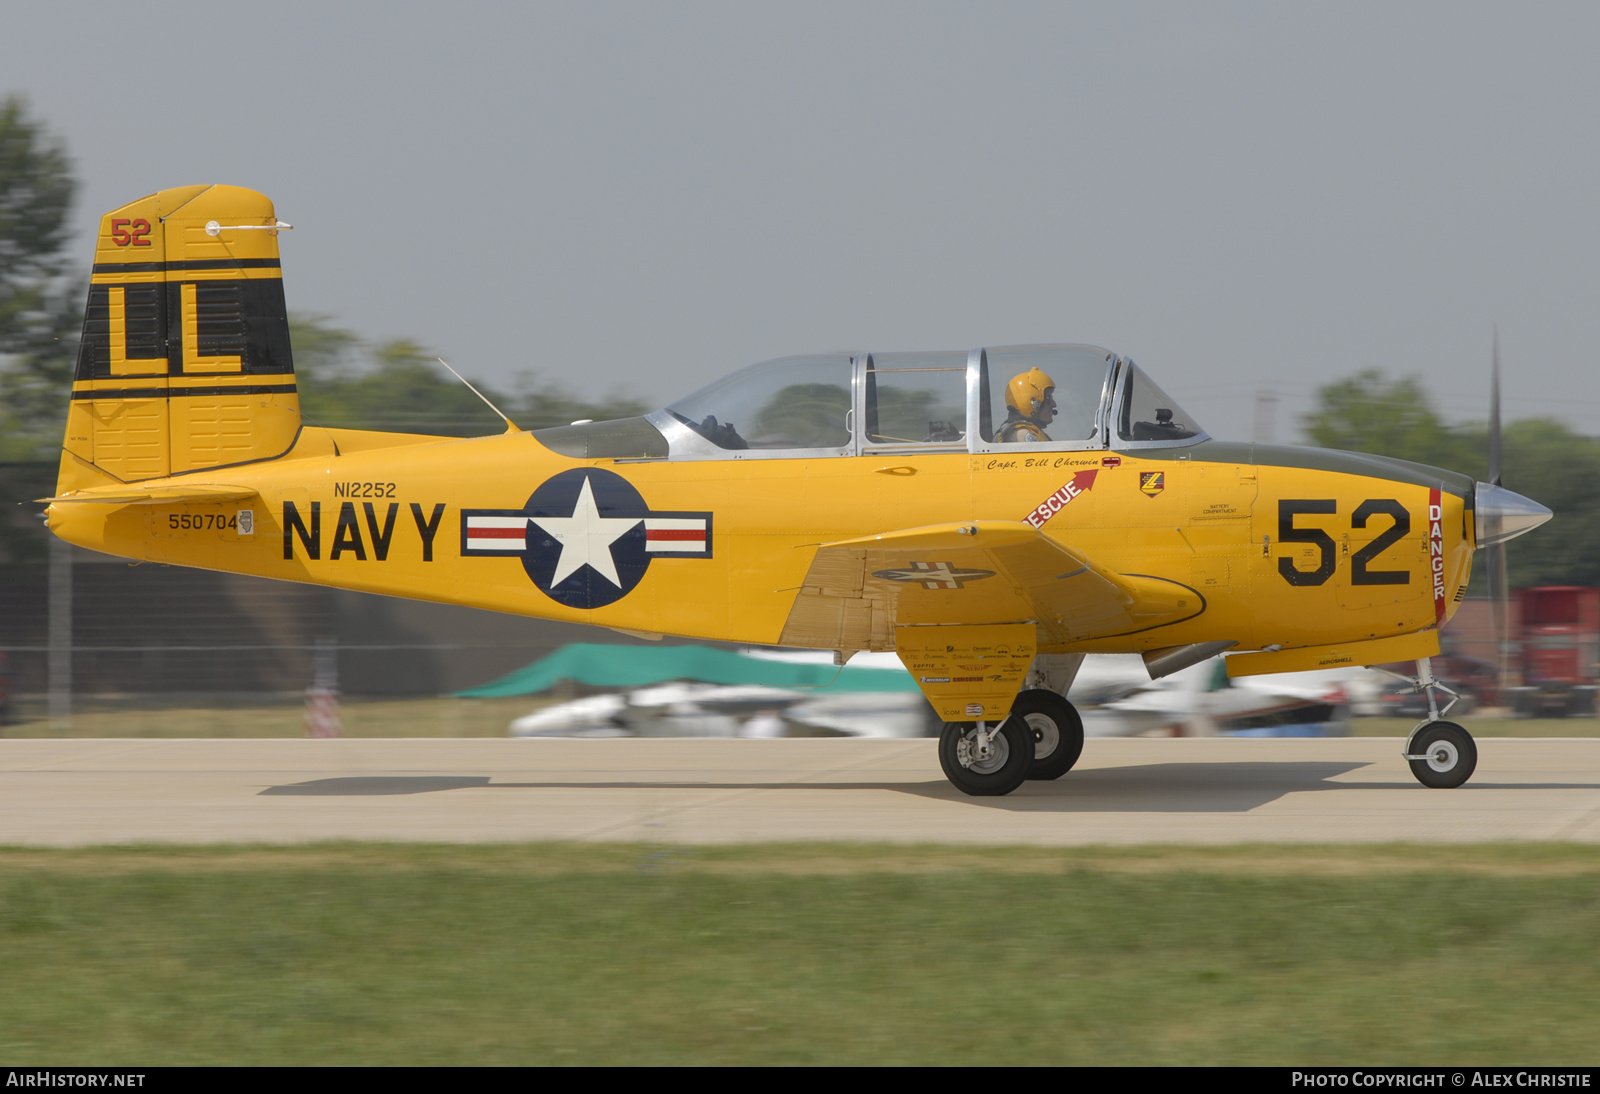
[458,643,919,698]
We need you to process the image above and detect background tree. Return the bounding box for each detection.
[287,314,646,437]
[1301,369,1476,471]
[1303,371,1600,589]
[0,95,82,460]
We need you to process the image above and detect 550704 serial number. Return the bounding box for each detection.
[169,513,243,530]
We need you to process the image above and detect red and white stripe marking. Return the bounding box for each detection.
[645,517,707,553]
[1429,487,1445,625]
[465,515,528,552]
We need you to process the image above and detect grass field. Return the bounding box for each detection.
[3,842,1600,1065]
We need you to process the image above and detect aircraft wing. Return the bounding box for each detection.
[40,483,259,505]
[778,520,1204,651]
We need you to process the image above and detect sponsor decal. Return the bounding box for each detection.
[873,562,996,590]
[1429,487,1445,625]
[964,703,984,717]
[1139,471,1165,497]
[461,468,712,609]
[1024,469,1098,529]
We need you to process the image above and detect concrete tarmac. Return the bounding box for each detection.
[3,736,1600,846]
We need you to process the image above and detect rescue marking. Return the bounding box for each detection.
[1024,468,1098,529]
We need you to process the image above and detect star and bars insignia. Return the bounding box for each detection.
[872,561,997,590]
[461,468,712,609]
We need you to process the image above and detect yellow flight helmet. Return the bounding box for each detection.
[1004,368,1056,419]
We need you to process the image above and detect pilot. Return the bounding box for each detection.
[998,368,1057,443]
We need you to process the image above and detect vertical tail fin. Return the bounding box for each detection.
[60,184,300,491]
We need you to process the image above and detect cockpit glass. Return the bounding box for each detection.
[982,345,1114,444]
[1117,364,1202,442]
[665,355,853,450]
[864,352,968,447]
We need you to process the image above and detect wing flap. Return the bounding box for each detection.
[778,520,1204,650]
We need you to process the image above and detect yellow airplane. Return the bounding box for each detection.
[44,184,1553,795]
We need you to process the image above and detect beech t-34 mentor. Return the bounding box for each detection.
[44,185,1553,795]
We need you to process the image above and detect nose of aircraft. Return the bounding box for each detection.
[1475,482,1553,548]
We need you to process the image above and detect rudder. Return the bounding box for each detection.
[61,184,300,489]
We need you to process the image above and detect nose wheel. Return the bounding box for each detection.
[1388,657,1478,789]
[1405,720,1478,789]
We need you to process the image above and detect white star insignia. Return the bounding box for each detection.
[531,476,641,588]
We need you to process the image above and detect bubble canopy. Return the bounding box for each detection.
[650,346,1205,458]
[665,354,853,451]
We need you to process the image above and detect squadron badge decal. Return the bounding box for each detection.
[1139,471,1165,498]
[460,468,712,609]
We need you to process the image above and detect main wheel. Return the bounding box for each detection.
[1407,721,1477,789]
[1012,689,1085,781]
[939,717,1035,797]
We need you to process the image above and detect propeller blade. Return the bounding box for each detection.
[1490,540,1510,701]
[1488,329,1510,700]
[1489,327,1502,487]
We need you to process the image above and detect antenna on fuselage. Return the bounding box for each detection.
[437,357,520,434]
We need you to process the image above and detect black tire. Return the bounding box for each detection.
[1012,689,1085,781]
[1407,721,1477,789]
[939,716,1035,797]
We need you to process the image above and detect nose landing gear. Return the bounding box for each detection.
[1387,656,1478,789]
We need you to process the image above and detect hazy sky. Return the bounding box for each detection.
[5,1,1597,442]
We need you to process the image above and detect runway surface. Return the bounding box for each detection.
[4,736,1600,846]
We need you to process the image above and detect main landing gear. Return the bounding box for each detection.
[938,689,1085,796]
[1386,656,1478,789]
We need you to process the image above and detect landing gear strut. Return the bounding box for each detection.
[1385,656,1478,789]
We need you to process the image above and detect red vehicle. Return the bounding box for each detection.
[1511,587,1600,717]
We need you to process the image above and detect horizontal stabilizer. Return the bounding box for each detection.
[40,483,258,505]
